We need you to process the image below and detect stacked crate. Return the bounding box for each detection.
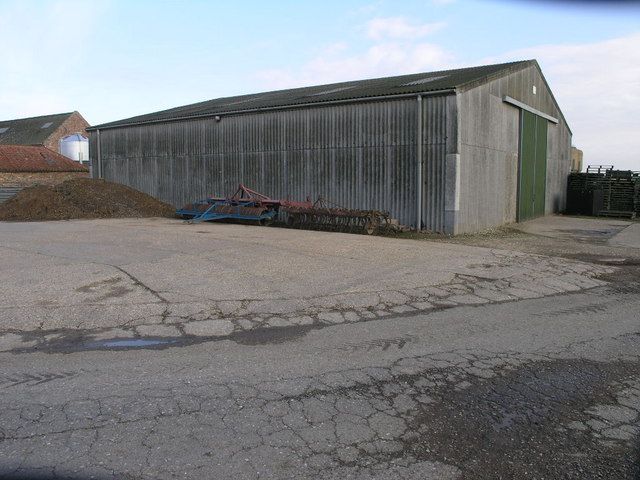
[567,166,639,218]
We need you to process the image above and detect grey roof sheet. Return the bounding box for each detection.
[0,112,75,145]
[90,60,534,130]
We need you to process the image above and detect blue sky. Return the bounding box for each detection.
[1,0,639,169]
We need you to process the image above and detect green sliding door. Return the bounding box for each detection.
[518,110,548,221]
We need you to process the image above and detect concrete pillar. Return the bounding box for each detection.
[444,153,460,234]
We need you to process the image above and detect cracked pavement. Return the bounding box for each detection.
[0,216,639,478]
[1,281,639,479]
[0,218,612,350]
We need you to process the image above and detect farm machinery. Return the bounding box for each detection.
[177,184,401,235]
[176,184,291,225]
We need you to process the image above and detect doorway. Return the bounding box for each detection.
[518,110,548,221]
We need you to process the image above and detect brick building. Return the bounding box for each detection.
[0,111,89,154]
[0,145,88,191]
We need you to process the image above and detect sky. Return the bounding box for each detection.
[0,0,638,171]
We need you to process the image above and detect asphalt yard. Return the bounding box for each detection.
[0,215,639,479]
[0,217,612,351]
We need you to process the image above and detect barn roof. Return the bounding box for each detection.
[89,60,535,130]
[0,145,88,173]
[0,112,77,146]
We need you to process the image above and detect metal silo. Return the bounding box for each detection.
[59,133,89,163]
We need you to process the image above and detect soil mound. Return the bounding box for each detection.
[0,178,175,221]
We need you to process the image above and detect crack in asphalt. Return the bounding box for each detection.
[0,242,614,349]
[111,266,169,305]
[1,340,638,479]
[0,264,617,354]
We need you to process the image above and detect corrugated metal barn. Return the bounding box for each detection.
[88,60,571,234]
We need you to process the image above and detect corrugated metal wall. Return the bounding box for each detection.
[421,94,448,232]
[91,96,450,230]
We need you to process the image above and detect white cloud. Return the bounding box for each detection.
[257,41,452,89]
[366,16,446,40]
[256,18,451,90]
[488,32,640,171]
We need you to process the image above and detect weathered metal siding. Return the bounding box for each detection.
[455,64,571,233]
[91,96,450,230]
[421,94,448,232]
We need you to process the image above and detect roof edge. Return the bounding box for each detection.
[90,61,534,131]
[454,59,535,92]
[87,88,456,131]
[0,111,75,124]
[64,110,90,127]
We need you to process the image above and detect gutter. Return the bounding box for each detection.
[87,88,456,132]
[416,95,423,231]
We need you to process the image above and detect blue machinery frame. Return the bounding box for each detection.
[176,199,278,224]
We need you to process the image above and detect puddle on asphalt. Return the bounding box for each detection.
[11,322,328,354]
[554,228,624,244]
[91,338,179,348]
[16,326,321,354]
[44,336,191,353]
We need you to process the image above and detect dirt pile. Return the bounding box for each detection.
[0,178,175,221]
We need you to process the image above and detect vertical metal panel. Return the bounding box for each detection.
[420,95,448,232]
[90,96,452,228]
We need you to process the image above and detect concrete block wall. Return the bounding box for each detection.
[453,63,572,234]
[454,88,520,234]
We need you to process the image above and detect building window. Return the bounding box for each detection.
[41,122,53,129]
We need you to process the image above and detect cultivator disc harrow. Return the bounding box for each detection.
[178,185,404,234]
[281,199,394,235]
[176,184,279,225]
[179,202,273,222]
